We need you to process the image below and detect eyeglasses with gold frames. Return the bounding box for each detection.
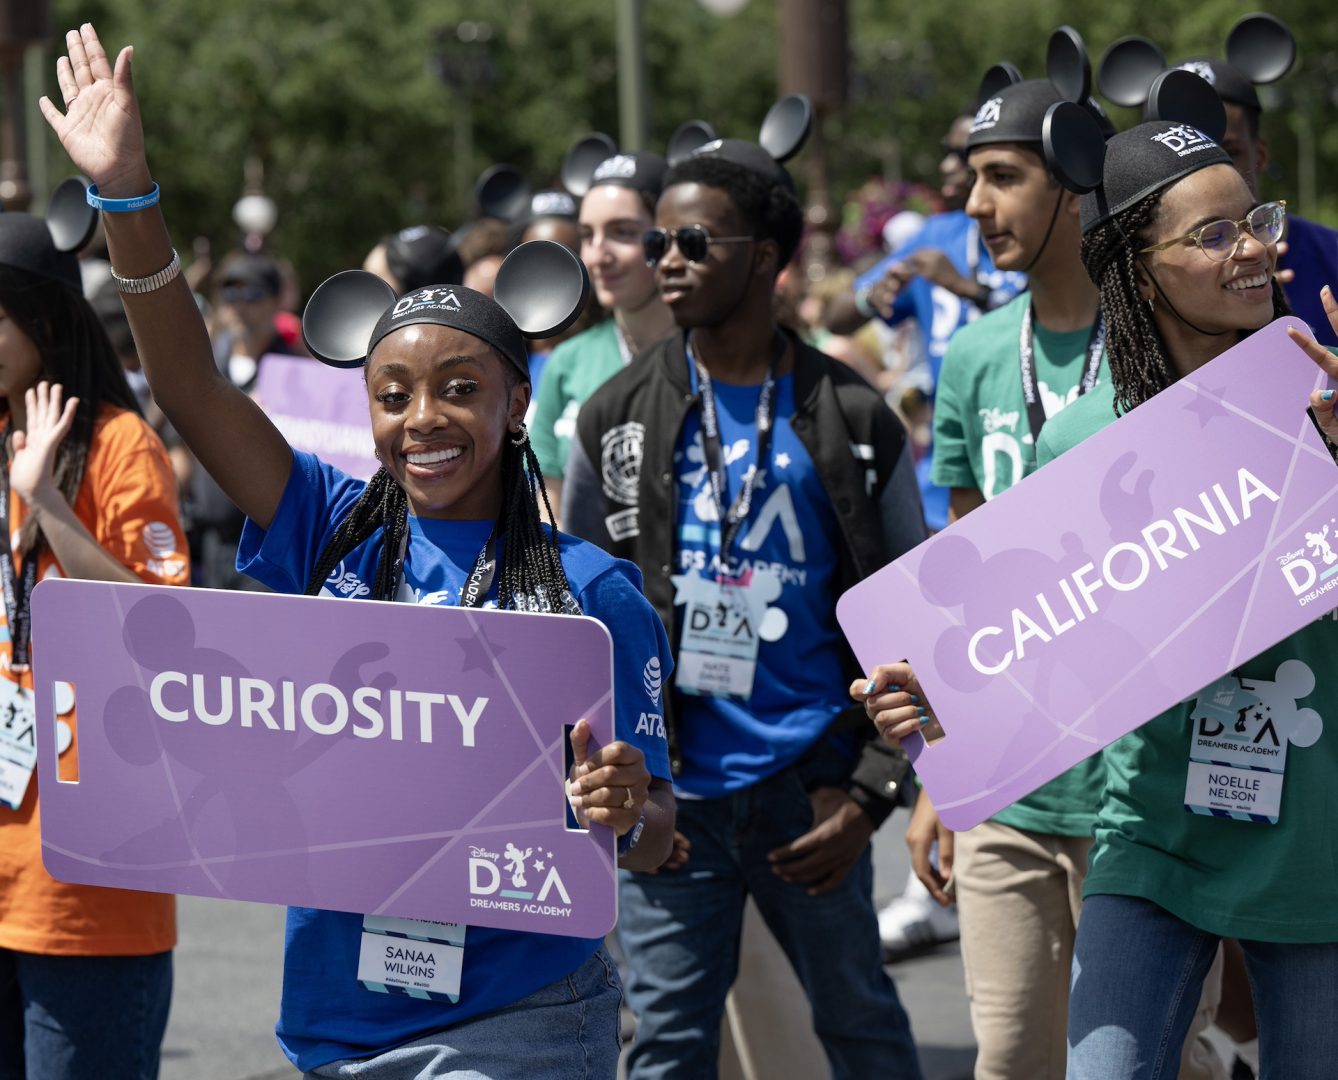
[1139,200,1287,263]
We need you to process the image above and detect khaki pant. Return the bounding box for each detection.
[954,820,1224,1080]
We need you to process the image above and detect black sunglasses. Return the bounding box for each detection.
[643,225,755,267]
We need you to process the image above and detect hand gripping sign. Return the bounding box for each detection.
[30,581,618,938]
[837,317,1337,831]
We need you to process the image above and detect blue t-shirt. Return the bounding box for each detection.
[1281,215,1338,348]
[855,210,1027,530]
[670,371,852,797]
[237,450,672,1071]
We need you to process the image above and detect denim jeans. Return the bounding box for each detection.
[616,744,922,1080]
[0,948,173,1080]
[308,946,623,1080]
[1068,894,1338,1080]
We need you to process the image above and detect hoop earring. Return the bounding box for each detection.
[510,421,529,448]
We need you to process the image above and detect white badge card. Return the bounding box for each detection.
[0,679,37,812]
[1185,675,1290,824]
[358,916,467,1002]
[673,568,786,700]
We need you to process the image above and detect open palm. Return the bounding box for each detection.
[38,24,148,197]
[10,383,78,506]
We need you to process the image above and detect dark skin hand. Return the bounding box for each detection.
[767,787,874,896]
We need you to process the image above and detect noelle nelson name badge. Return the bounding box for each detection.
[836,318,1338,832]
[29,580,618,939]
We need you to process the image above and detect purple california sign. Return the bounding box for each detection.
[31,581,617,938]
[252,352,378,480]
[838,317,1338,831]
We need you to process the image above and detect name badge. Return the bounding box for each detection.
[673,567,785,700]
[0,679,37,812]
[357,915,466,1003]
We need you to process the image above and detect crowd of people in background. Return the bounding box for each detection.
[1,13,1336,1080]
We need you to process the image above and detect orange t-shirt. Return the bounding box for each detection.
[0,405,187,956]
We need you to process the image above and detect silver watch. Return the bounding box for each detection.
[111,249,182,295]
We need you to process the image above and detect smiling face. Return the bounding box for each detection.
[579,185,658,312]
[965,143,1071,272]
[365,323,529,520]
[1136,164,1278,339]
[0,304,44,406]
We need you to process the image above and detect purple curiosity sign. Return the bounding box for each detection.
[31,580,618,938]
[252,353,378,480]
[837,317,1338,831]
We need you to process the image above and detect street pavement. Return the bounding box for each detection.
[160,822,976,1079]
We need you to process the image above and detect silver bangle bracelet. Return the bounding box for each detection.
[111,249,182,295]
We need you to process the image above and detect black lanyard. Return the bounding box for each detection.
[0,429,37,672]
[460,537,498,609]
[1018,305,1105,443]
[688,332,785,569]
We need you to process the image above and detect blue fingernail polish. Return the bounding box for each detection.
[910,694,920,704]
[863,679,878,695]
[888,684,901,693]
[919,713,931,726]
[1322,389,1335,401]
[916,706,927,717]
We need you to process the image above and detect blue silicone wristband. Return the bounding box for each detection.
[86,183,161,213]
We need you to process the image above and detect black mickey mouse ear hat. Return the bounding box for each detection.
[561,133,619,198]
[667,120,717,166]
[474,164,532,222]
[303,240,590,378]
[686,94,813,190]
[0,176,99,291]
[385,225,464,292]
[974,62,1023,111]
[965,76,1065,152]
[1098,36,1168,109]
[1046,26,1118,139]
[1044,68,1231,234]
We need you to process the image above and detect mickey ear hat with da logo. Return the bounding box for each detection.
[1042,68,1232,234]
[0,176,99,291]
[561,131,669,201]
[302,240,590,377]
[682,94,814,192]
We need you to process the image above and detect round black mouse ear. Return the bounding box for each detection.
[474,165,531,222]
[1042,101,1106,194]
[493,240,590,339]
[1145,68,1228,144]
[1226,13,1296,86]
[561,133,619,197]
[301,270,396,369]
[1097,36,1167,108]
[975,62,1024,110]
[668,119,718,166]
[47,176,98,254]
[758,94,812,163]
[1047,26,1092,104]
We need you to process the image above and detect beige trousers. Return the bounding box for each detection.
[954,820,1224,1080]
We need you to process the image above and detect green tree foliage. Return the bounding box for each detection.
[45,0,1336,293]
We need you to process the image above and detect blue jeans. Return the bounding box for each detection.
[1068,894,1338,1080]
[616,746,921,1080]
[308,946,623,1080]
[0,948,173,1080]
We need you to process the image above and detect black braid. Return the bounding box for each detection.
[303,468,409,601]
[1082,192,1290,417]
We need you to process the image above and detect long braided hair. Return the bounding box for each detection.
[0,266,142,557]
[302,359,577,612]
[1081,191,1289,417]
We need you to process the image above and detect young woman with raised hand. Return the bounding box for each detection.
[43,24,674,1079]
[0,184,188,1075]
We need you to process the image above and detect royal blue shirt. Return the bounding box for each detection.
[854,210,1026,530]
[1281,215,1338,348]
[237,450,672,1071]
[670,372,852,797]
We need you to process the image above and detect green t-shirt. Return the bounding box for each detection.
[531,320,627,480]
[932,293,1109,836]
[1037,388,1338,943]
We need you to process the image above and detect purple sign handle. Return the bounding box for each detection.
[32,580,618,938]
[252,353,378,481]
[837,317,1338,831]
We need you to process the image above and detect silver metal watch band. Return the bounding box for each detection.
[111,249,182,295]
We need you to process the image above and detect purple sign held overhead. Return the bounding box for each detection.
[837,318,1338,831]
[252,353,378,481]
[31,580,618,938]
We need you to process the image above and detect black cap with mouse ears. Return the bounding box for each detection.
[560,133,619,198]
[1097,36,1168,108]
[0,176,99,291]
[1145,68,1228,142]
[474,164,532,222]
[974,62,1024,111]
[667,119,718,166]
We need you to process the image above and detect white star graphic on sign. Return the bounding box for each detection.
[775,452,791,469]
[533,859,545,872]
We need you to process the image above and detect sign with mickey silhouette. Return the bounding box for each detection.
[837,318,1337,831]
[30,579,619,938]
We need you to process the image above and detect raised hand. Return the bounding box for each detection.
[38,24,150,198]
[10,382,79,507]
[1285,284,1338,449]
